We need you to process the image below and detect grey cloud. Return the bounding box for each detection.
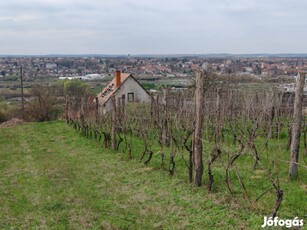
[0,0,306,54]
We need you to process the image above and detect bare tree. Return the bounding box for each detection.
[27,84,61,121]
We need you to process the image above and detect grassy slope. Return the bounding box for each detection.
[0,121,306,229]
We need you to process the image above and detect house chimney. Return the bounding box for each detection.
[115,70,121,87]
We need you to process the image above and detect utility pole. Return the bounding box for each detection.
[20,65,25,117]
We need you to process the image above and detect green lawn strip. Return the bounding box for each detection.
[0,121,305,229]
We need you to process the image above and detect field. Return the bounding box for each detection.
[0,121,306,229]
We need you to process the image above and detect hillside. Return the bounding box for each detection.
[0,121,305,229]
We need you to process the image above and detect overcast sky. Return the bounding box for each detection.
[0,0,306,55]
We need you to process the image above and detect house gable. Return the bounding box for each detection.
[97,73,131,105]
[112,75,151,104]
[97,73,151,110]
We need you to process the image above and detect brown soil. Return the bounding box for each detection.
[0,118,25,128]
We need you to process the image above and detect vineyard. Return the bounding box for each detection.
[65,70,307,219]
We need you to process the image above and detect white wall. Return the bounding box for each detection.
[102,76,151,112]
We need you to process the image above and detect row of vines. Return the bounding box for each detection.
[65,71,307,217]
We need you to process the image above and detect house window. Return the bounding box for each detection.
[127,92,134,102]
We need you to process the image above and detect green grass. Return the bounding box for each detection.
[0,121,306,229]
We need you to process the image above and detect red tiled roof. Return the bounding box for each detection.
[97,73,131,105]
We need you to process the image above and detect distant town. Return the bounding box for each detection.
[0,55,307,98]
[1,55,307,79]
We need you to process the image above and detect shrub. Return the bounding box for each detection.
[26,84,64,122]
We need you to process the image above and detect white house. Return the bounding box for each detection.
[97,71,151,112]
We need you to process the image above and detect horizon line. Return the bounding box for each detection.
[1,53,307,58]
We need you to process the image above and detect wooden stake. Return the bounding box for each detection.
[193,70,205,187]
[111,96,117,150]
[289,72,305,179]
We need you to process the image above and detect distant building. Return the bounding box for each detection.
[84,74,102,80]
[58,73,104,80]
[97,71,151,113]
[46,63,57,69]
